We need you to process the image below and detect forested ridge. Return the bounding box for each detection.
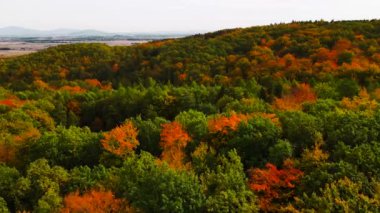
[1,20,380,212]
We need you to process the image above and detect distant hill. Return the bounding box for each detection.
[0,26,191,39]
[0,26,45,37]
[0,26,106,37]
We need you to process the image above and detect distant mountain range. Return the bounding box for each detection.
[0,26,193,39]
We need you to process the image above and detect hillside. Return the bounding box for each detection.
[1,20,380,212]
[1,20,380,98]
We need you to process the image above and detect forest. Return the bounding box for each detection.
[0,20,380,212]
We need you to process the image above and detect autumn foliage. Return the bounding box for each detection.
[160,122,191,169]
[250,160,303,211]
[0,127,40,165]
[208,113,250,135]
[0,96,25,108]
[34,79,52,90]
[178,73,187,81]
[84,79,112,90]
[208,113,280,135]
[101,121,139,156]
[60,85,86,94]
[1,20,380,212]
[67,100,81,114]
[61,190,134,213]
[274,83,317,110]
[0,99,18,108]
[84,79,102,88]
[341,88,378,111]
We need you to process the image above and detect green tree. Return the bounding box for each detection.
[302,99,338,118]
[0,164,20,212]
[65,165,112,194]
[324,111,380,148]
[175,109,208,140]
[314,82,339,99]
[26,126,102,168]
[132,116,168,156]
[299,161,368,196]
[118,152,205,212]
[268,140,293,166]
[14,159,69,212]
[337,51,354,65]
[295,178,380,212]
[201,150,258,213]
[332,141,380,178]
[229,117,281,168]
[280,111,321,156]
[337,79,360,98]
[0,197,9,213]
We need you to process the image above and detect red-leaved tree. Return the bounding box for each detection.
[274,83,316,110]
[249,159,303,211]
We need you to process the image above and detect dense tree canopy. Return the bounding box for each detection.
[0,20,380,212]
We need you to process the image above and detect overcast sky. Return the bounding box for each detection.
[0,0,379,33]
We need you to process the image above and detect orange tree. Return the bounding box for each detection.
[101,121,139,156]
[159,121,191,169]
[61,189,133,213]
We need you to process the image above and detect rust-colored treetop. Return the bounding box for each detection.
[101,121,139,156]
[208,113,250,135]
[250,159,303,211]
[61,190,133,213]
[160,121,191,169]
[274,83,317,110]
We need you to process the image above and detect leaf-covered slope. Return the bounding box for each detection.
[1,20,380,90]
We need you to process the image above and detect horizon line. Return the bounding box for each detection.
[1,18,378,35]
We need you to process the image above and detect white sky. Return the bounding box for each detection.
[0,0,379,33]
